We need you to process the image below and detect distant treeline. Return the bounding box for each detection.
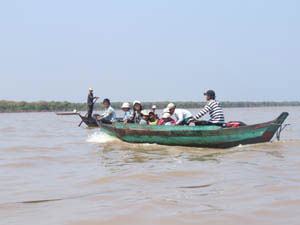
[0,100,299,113]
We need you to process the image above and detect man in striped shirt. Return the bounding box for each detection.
[191,90,225,126]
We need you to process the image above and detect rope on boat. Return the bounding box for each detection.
[276,124,290,141]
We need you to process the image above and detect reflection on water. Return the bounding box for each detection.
[0,107,299,225]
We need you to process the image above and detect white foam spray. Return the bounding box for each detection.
[86,131,117,144]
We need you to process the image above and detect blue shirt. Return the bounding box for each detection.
[123,110,132,121]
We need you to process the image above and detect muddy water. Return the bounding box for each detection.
[0,107,299,225]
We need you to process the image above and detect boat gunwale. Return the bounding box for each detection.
[100,119,277,133]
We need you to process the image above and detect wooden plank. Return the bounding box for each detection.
[56,112,80,116]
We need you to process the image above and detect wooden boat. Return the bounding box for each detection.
[78,114,98,127]
[98,112,289,148]
[77,115,124,128]
[56,112,125,128]
[56,112,98,127]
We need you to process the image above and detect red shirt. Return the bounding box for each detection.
[158,118,176,125]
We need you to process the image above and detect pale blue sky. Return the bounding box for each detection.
[0,0,299,102]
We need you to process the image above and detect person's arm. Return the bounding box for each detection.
[129,112,135,121]
[100,108,108,118]
[123,112,131,123]
[194,102,212,120]
[171,119,176,125]
[101,108,113,119]
[125,111,132,120]
[175,111,184,125]
[100,111,106,118]
[157,119,164,125]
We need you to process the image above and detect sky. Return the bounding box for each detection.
[0,0,299,102]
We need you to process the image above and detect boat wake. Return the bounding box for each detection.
[86,131,117,144]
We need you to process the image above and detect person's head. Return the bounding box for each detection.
[167,103,176,115]
[204,90,216,101]
[121,102,131,112]
[133,100,142,112]
[141,110,150,120]
[162,112,172,120]
[149,112,156,121]
[161,108,171,119]
[152,105,157,112]
[102,98,111,108]
[89,88,93,93]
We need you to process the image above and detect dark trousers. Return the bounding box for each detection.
[177,117,193,125]
[87,105,93,118]
[100,118,112,124]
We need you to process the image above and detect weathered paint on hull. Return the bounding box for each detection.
[99,112,289,148]
[121,128,267,148]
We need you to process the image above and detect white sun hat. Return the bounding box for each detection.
[167,103,176,109]
[121,102,131,109]
[163,108,170,114]
[162,112,171,119]
[133,100,141,106]
[89,87,94,91]
[152,105,157,109]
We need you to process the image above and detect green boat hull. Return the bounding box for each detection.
[98,112,289,148]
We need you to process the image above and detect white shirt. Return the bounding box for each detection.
[174,109,193,125]
[101,106,116,122]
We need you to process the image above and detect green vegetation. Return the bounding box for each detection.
[0,101,85,113]
[0,100,299,113]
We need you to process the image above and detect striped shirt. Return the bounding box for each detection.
[194,100,225,124]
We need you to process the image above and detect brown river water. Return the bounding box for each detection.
[0,107,300,225]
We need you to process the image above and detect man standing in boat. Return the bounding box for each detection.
[190,90,225,126]
[87,88,99,118]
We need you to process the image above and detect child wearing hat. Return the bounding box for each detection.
[139,110,150,125]
[129,100,143,124]
[121,102,132,122]
[158,109,176,126]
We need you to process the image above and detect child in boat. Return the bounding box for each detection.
[158,109,176,126]
[121,102,132,122]
[148,111,158,125]
[140,110,150,125]
[128,100,143,124]
[151,105,157,114]
[99,98,116,123]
